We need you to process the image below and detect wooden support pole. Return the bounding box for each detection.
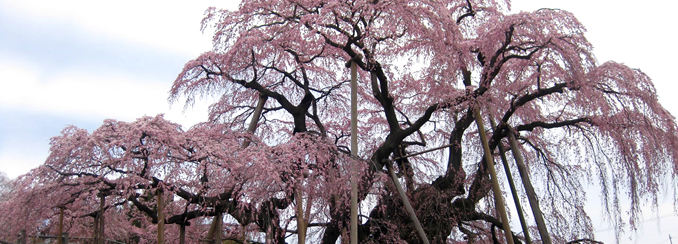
[215,211,223,244]
[205,216,217,243]
[179,224,186,244]
[157,189,165,244]
[243,94,268,148]
[99,194,105,244]
[490,119,531,244]
[296,186,306,244]
[473,108,514,244]
[386,162,430,244]
[392,143,454,161]
[507,126,552,244]
[57,207,64,244]
[19,229,27,244]
[350,60,359,244]
[93,214,100,244]
[204,211,224,243]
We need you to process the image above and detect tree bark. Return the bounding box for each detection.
[473,108,514,244]
[507,126,552,244]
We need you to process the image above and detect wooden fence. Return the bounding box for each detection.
[0,230,128,244]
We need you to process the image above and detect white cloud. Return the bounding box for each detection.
[0,0,227,133]
[0,59,214,129]
[1,60,164,120]
[0,153,46,180]
[1,0,239,57]
[0,57,212,179]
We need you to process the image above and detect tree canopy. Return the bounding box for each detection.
[2,0,678,243]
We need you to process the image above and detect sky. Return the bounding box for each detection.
[0,0,676,243]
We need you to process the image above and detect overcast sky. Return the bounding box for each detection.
[0,0,676,243]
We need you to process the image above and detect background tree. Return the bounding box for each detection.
[1,114,356,243]
[0,171,12,202]
[0,171,16,239]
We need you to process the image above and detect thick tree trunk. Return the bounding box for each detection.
[507,127,552,244]
[473,108,514,244]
